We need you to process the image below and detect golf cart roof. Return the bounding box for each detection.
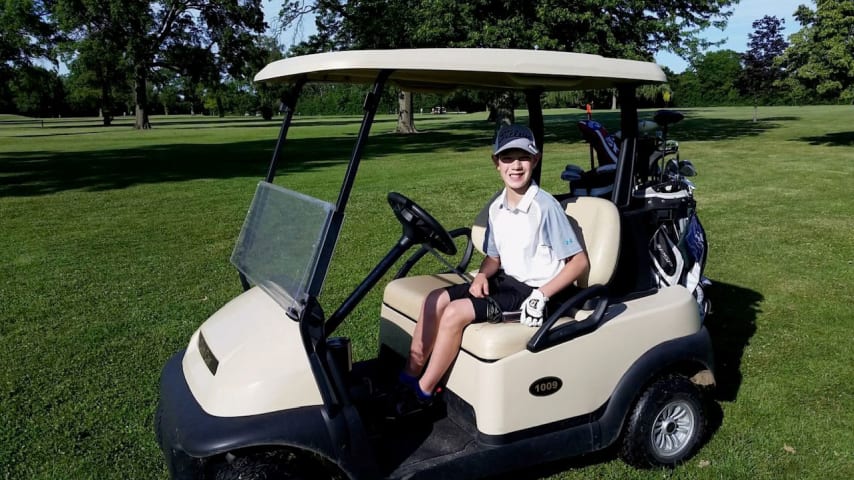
[255,48,666,91]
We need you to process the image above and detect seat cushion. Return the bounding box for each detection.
[383,274,588,360]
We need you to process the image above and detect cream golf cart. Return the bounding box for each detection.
[156,49,715,479]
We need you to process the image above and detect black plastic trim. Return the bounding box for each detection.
[527,285,609,352]
[155,352,337,476]
[197,332,218,375]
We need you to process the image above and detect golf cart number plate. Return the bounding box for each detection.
[529,377,563,397]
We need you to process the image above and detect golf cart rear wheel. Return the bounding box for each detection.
[621,375,706,468]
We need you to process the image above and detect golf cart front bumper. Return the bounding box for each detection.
[155,351,336,479]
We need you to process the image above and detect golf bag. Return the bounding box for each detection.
[636,183,711,319]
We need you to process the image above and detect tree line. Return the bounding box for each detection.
[2,1,851,128]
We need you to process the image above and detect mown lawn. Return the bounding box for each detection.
[1,106,852,479]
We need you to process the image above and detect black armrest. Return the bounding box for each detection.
[527,284,610,352]
[393,227,474,279]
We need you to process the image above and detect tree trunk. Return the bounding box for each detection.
[753,95,758,122]
[487,91,515,126]
[395,91,417,134]
[134,64,151,129]
[611,90,618,110]
[100,84,113,127]
[217,96,225,118]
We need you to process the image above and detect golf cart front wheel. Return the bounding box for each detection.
[621,375,706,468]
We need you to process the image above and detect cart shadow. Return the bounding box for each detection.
[704,280,762,403]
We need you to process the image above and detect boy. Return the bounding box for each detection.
[393,124,589,416]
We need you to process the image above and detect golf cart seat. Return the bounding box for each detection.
[382,196,620,361]
[562,121,621,198]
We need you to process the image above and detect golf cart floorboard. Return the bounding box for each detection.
[374,408,482,478]
[350,360,489,478]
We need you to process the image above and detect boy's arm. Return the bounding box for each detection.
[538,251,589,299]
[470,255,501,298]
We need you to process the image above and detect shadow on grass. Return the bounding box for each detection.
[3,115,403,132]
[485,444,621,480]
[534,109,788,144]
[0,127,490,197]
[704,280,762,403]
[1,113,791,198]
[799,131,854,147]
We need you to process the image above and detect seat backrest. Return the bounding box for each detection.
[562,196,620,287]
[470,195,620,288]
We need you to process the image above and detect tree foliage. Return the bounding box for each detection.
[778,0,854,104]
[1,0,58,112]
[278,0,737,124]
[52,0,267,128]
[4,0,852,117]
[739,16,788,107]
[407,0,736,60]
[0,0,55,70]
[6,65,65,117]
[669,50,743,107]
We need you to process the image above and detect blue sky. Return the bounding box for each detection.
[653,0,807,72]
[263,0,809,73]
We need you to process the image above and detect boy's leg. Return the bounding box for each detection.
[418,298,477,394]
[404,288,451,377]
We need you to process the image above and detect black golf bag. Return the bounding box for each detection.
[635,182,710,319]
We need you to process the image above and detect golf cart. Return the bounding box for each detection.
[156,49,715,479]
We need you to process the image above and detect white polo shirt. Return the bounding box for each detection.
[484,184,583,287]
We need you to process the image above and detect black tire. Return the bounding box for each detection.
[620,375,706,468]
[212,450,312,480]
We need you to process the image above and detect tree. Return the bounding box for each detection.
[60,31,130,125]
[53,1,266,129]
[739,16,788,119]
[1,0,57,112]
[279,1,738,125]
[8,66,66,117]
[279,0,422,132]
[693,50,744,105]
[777,0,854,104]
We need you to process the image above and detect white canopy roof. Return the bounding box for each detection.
[255,48,666,92]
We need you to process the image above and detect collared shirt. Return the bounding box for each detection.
[484,183,583,287]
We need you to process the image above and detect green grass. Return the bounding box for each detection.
[1,107,852,479]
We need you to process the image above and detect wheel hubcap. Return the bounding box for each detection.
[651,400,696,457]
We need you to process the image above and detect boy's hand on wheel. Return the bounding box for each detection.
[520,290,548,327]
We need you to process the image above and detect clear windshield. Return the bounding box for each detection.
[230,182,337,311]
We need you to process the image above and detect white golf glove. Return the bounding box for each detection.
[520,289,548,327]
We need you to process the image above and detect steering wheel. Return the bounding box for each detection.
[387,192,457,255]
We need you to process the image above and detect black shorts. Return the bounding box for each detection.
[445,271,534,323]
